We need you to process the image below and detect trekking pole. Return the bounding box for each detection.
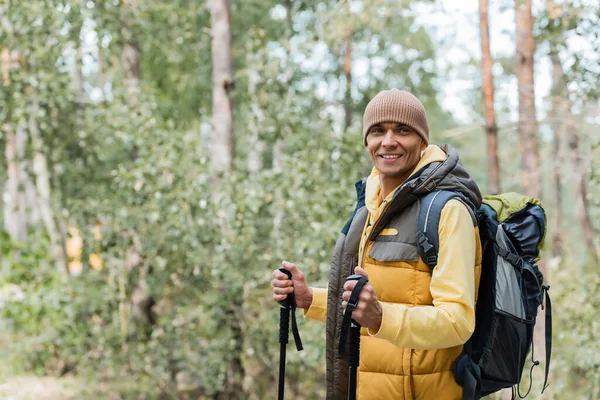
[277,267,303,400]
[338,274,369,400]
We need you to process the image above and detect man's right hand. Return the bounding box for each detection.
[272,261,313,309]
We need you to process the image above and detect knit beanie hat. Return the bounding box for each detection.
[362,89,429,146]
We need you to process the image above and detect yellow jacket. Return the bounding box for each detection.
[306,145,482,399]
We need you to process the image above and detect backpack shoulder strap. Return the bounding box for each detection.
[416,190,476,269]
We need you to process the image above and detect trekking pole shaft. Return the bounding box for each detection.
[278,342,286,400]
[348,324,361,400]
[278,306,290,400]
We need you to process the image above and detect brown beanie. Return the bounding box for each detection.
[362,89,429,146]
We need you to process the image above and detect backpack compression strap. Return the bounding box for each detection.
[542,284,552,393]
[416,190,475,269]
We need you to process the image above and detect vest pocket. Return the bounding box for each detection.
[369,241,419,262]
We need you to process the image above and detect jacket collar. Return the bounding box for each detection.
[362,144,482,238]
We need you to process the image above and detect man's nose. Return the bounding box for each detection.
[382,130,396,146]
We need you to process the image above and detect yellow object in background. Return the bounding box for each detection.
[66,227,83,275]
[65,223,103,274]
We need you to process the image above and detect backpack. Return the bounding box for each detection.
[415,191,552,400]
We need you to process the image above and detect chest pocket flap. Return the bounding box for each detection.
[369,241,419,262]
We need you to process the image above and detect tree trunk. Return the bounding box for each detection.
[515,2,545,395]
[1,47,11,86]
[566,109,599,260]
[2,9,48,267]
[549,51,563,259]
[515,0,541,201]
[479,0,500,194]
[71,45,84,100]
[343,25,352,132]
[118,1,158,344]
[210,1,243,397]
[29,97,68,272]
[3,124,39,242]
[210,0,234,175]
[120,1,141,99]
[546,0,598,260]
[97,46,106,98]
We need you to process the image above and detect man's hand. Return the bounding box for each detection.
[272,261,313,309]
[342,267,382,331]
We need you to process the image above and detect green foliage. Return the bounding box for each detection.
[0,0,598,399]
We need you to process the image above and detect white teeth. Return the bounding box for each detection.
[381,155,401,159]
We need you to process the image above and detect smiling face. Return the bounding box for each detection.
[366,122,427,195]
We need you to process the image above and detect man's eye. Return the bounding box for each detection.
[371,128,384,135]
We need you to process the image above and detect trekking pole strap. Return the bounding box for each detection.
[290,303,303,351]
[541,284,552,393]
[339,274,368,355]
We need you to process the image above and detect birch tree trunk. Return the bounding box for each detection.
[29,97,68,272]
[549,51,564,259]
[210,1,243,397]
[479,0,500,194]
[3,124,38,242]
[1,12,65,272]
[1,11,36,243]
[210,0,234,175]
[71,44,84,101]
[343,25,352,132]
[120,1,141,99]
[515,0,541,201]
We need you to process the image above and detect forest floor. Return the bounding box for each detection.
[0,376,81,400]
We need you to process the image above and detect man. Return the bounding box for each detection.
[272,89,482,400]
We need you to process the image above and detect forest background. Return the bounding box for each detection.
[0,0,599,399]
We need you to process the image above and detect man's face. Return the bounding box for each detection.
[366,122,426,184]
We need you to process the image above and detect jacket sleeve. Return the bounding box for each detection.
[367,199,477,349]
[303,287,328,322]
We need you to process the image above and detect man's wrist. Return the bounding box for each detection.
[301,287,313,309]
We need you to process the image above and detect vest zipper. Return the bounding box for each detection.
[357,200,392,269]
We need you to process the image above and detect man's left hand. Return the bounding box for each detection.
[342,266,382,331]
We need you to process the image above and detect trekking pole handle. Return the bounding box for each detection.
[278,267,293,308]
[346,274,367,327]
[277,267,303,351]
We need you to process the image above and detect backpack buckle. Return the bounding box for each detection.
[426,254,438,266]
[417,232,438,267]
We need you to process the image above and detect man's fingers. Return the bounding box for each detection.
[282,261,306,281]
[354,266,369,279]
[273,286,294,295]
[343,280,357,291]
[274,294,288,302]
[273,269,293,280]
[272,277,293,287]
[342,290,350,301]
[281,260,298,273]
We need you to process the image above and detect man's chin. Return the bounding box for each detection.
[377,167,406,177]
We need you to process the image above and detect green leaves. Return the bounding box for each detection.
[1,0,598,398]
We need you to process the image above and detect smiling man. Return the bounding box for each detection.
[272,89,483,399]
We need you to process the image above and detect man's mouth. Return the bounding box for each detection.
[380,154,403,159]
